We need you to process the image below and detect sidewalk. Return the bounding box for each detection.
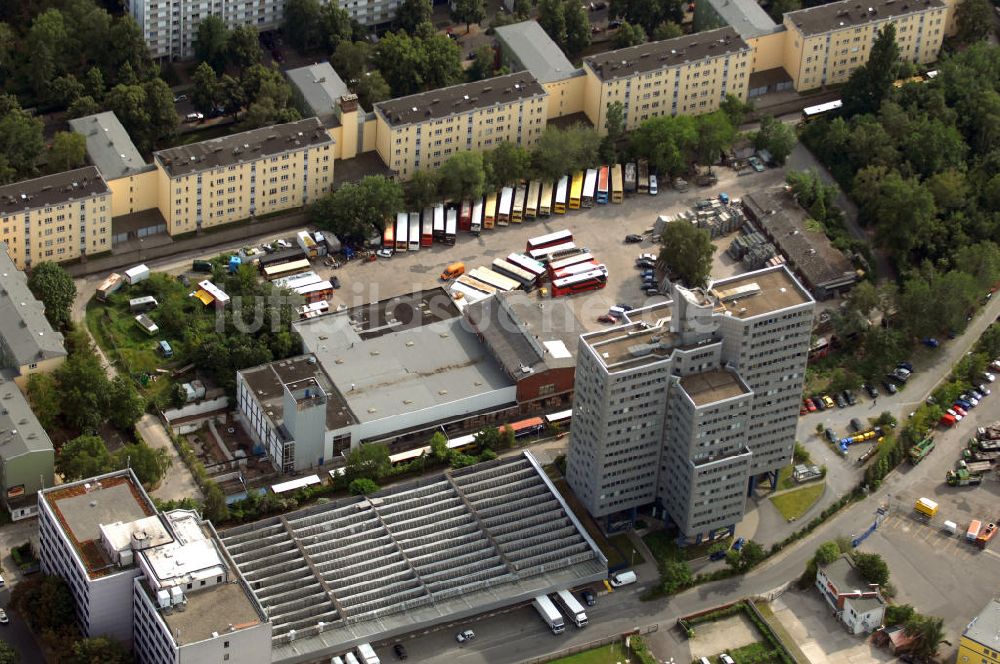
[139,414,203,503]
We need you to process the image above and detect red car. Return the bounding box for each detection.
[803,397,817,412]
[953,404,968,417]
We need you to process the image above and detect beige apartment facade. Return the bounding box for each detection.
[582,27,753,133]
[153,118,336,234]
[374,74,548,178]
[0,167,112,270]
[782,0,947,90]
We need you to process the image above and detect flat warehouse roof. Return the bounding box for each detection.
[155,117,333,178]
[711,265,813,318]
[376,73,546,126]
[680,369,750,406]
[585,27,749,82]
[786,0,945,36]
[161,580,264,646]
[219,452,607,661]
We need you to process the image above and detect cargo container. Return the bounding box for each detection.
[968,519,982,541]
[125,264,150,285]
[97,273,124,301]
[914,497,938,518]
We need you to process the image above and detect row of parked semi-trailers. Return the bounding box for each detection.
[381,166,627,250]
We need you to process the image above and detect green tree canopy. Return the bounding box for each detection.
[484,142,531,189]
[629,114,697,176]
[70,637,132,664]
[659,558,692,594]
[695,111,736,167]
[106,375,147,430]
[813,541,841,566]
[355,70,391,109]
[753,115,796,165]
[57,434,113,481]
[54,334,110,433]
[397,0,433,33]
[563,0,591,56]
[194,15,229,72]
[226,24,263,70]
[451,0,486,31]
[10,574,77,631]
[614,21,647,48]
[955,0,992,45]
[851,551,890,586]
[344,443,391,482]
[468,45,496,81]
[842,24,900,117]
[191,61,221,115]
[48,131,87,172]
[609,0,683,34]
[531,124,601,180]
[0,641,16,664]
[658,215,715,288]
[27,261,76,330]
[903,615,946,660]
[0,94,45,184]
[116,442,169,487]
[404,169,441,211]
[27,373,61,431]
[438,151,486,201]
[651,20,682,40]
[310,175,404,240]
[203,481,230,523]
[349,478,380,495]
[538,0,568,52]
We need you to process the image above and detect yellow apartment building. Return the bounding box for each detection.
[0,167,111,270]
[958,599,1000,664]
[153,117,336,234]
[373,73,548,179]
[783,0,947,90]
[581,27,753,133]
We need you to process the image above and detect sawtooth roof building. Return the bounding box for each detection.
[219,451,607,663]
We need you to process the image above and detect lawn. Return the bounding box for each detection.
[775,465,796,491]
[644,530,733,563]
[608,533,645,566]
[548,641,629,664]
[708,641,786,664]
[769,482,825,521]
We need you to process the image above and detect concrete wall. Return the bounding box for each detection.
[748,31,787,73]
[2,449,55,504]
[163,396,230,422]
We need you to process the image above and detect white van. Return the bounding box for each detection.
[609,570,637,587]
[941,520,957,536]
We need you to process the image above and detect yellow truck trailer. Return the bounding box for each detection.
[914,497,939,518]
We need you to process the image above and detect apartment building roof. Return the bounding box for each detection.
[582,304,680,371]
[286,61,349,122]
[584,27,749,82]
[703,0,781,38]
[964,599,1000,647]
[219,452,607,659]
[494,21,580,84]
[786,0,945,36]
[0,371,53,461]
[0,167,109,216]
[154,117,333,178]
[741,190,857,294]
[41,470,157,578]
[240,354,358,432]
[68,111,151,179]
[294,289,513,424]
[375,73,546,127]
[0,245,67,368]
[680,369,750,406]
[464,291,582,378]
[710,265,813,319]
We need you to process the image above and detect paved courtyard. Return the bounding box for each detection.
[771,590,898,664]
[688,612,762,661]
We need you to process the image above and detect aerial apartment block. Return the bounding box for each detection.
[0,167,111,270]
[782,0,948,89]
[374,73,548,178]
[582,27,753,132]
[566,265,814,542]
[38,470,270,660]
[958,599,1000,664]
[153,117,335,234]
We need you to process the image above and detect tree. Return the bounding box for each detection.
[397,0,432,33]
[538,0,568,51]
[66,95,100,119]
[695,111,736,167]
[404,169,441,210]
[203,481,229,522]
[349,478,380,495]
[191,61,221,115]
[117,442,169,487]
[283,0,323,52]
[27,373,61,430]
[332,41,371,82]
[344,443,391,482]
[71,637,131,664]
[600,100,625,162]
[437,151,486,201]
[725,540,765,572]
[27,261,76,330]
[0,641,16,664]
[227,24,262,70]
[84,66,105,101]
[851,551,890,586]
[468,45,495,81]
[563,0,592,56]
[319,2,356,52]
[659,558,692,594]
[614,20,646,48]
[48,74,85,108]
[629,114,698,176]
[375,31,427,96]
[904,615,947,660]
[106,375,147,430]
[766,0,801,21]
[842,24,899,117]
[10,574,76,631]
[484,142,531,188]
[422,34,464,90]
[141,77,180,150]
[0,94,45,184]
[194,15,229,73]
[532,124,601,179]
[310,175,404,240]
[58,434,113,480]
[430,431,449,461]
[813,541,841,565]
[651,20,682,40]
[474,426,502,452]
[658,216,714,287]
[47,131,87,173]
[885,604,916,626]
[355,70,391,109]
[55,335,110,433]
[451,0,486,32]
[609,0,684,34]
[955,0,992,45]
[753,115,796,165]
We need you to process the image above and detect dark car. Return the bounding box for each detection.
[845,390,857,406]
[812,395,826,411]
[580,589,596,606]
[394,644,408,660]
[709,549,727,561]
[898,360,914,372]
[882,380,898,395]
[863,383,879,399]
[825,427,837,443]
[645,287,661,296]
[835,393,847,408]
[732,537,746,551]
[330,276,341,289]
[616,303,634,311]
[625,234,643,243]
[609,19,622,28]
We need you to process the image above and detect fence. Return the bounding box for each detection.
[520,624,660,664]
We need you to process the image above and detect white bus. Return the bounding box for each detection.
[471,198,483,234]
[457,274,499,295]
[582,168,597,207]
[526,180,541,219]
[498,186,514,225]
[548,251,594,273]
[506,253,547,281]
[408,212,420,251]
[512,185,526,223]
[469,266,520,291]
[554,175,569,214]
[445,207,457,245]
[526,229,573,252]
[544,409,572,428]
[539,180,554,216]
[529,241,576,262]
[395,212,408,251]
[492,258,536,289]
[433,204,446,242]
[553,262,603,280]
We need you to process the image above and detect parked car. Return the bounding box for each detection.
[822,395,835,409]
[625,234,643,243]
[616,303,634,311]
[953,404,968,417]
[608,19,622,28]
[393,644,408,659]
[376,248,394,258]
[275,238,292,248]
[330,276,341,289]
[590,25,604,33]
[898,361,914,372]
[990,359,1000,372]
[844,390,857,406]
[825,427,837,443]
[863,383,879,399]
[173,94,188,102]
[649,174,658,195]
[984,372,997,383]
[979,383,992,396]
[835,393,847,408]
[732,537,746,551]
[597,314,617,323]
[0,608,7,625]
[185,112,204,121]
[709,549,728,561]
[922,337,940,348]
[645,287,661,296]
[803,398,816,412]
[883,380,898,394]
[456,629,476,643]
[721,655,735,664]
[812,395,826,411]
[747,156,765,172]
[580,589,596,606]
[609,569,637,586]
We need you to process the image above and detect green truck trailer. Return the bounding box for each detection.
[909,437,935,464]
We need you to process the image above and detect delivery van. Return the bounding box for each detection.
[441,262,465,280]
[609,570,636,587]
